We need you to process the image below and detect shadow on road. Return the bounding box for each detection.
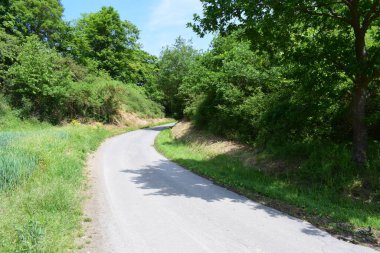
[145,124,175,132]
[120,159,328,238]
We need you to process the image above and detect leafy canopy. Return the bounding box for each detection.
[71,6,141,83]
[0,0,67,47]
[157,37,199,117]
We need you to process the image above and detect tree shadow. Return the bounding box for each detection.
[121,159,240,203]
[145,123,175,132]
[120,158,329,238]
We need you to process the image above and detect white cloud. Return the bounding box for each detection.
[140,0,212,56]
[148,0,202,29]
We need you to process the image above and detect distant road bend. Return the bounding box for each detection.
[86,124,376,253]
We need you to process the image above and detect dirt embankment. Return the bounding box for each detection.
[115,111,171,128]
[170,121,380,250]
[171,121,293,173]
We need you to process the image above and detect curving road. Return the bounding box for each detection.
[85,124,376,253]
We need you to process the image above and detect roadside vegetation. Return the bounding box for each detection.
[156,123,379,246]
[0,1,166,252]
[153,33,379,244]
[1,0,379,250]
[0,121,112,252]
[0,97,169,252]
[151,1,380,246]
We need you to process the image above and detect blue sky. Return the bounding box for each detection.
[61,0,213,56]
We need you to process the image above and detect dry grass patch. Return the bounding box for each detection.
[114,111,172,128]
[172,121,296,173]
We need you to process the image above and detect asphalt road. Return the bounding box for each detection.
[86,124,376,253]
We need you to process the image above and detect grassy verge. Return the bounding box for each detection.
[0,121,131,252]
[155,128,380,247]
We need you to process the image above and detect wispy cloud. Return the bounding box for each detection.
[139,0,212,56]
[148,0,202,29]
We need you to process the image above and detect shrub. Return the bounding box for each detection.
[65,76,127,122]
[0,29,20,86]
[5,36,72,122]
[121,83,164,118]
[65,75,164,122]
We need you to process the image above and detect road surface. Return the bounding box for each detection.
[85,124,376,253]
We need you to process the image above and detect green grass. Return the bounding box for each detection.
[0,99,173,253]
[156,129,380,234]
[122,83,164,118]
[0,120,127,252]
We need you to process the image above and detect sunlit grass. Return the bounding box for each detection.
[156,129,380,233]
[0,124,117,252]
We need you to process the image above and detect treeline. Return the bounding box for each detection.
[153,2,380,192]
[0,0,163,123]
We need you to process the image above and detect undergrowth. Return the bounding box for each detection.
[0,124,116,252]
[0,102,128,252]
[156,129,380,241]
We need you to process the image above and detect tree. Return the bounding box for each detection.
[157,37,198,117]
[70,7,141,83]
[0,0,67,47]
[0,29,20,87]
[180,32,283,140]
[191,0,380,166]
[5,36,72,121]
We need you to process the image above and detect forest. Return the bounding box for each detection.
[0,0,163,124]
[155,1,380,192]
[0,0,379,250]
[153,1,380,244]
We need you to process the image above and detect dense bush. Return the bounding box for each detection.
[156,31,380,193]
[180,34,283,143]
[65,77,126,122]
[0,3,164,125]
[5,36,72,122]
[66,75,163,122]
[121,83,164,118]
[160,31,379,149]
[1,35,163,123]
[0,29,20,87]
[157,37,199,118]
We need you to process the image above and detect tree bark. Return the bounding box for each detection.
[351,17,369,166]
[352,82,368,166]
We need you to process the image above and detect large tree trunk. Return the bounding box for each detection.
[351,12,369,167]
[352,82,368,166]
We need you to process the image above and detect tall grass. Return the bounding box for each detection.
[0,85,167,252]
[0,121,118,252]
[155,129,380,234]
[0,132,38,191]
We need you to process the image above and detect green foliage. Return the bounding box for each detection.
[3,35,163,123]
[121,83,164,118]
[66,75,164,121]
[15,221,45,252]
[156,129,380,231]
[179,32,283,142]
[70,7,146,83]
[0,0,67,47]
[0,123,116,252]
[161,28,379,203]
[157,37,199,118]
[5,36,72,122]
[0,29,20,86]
[190,0,380,165]
[66,77,127,122]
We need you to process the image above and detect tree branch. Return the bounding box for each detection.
[300,8,351,24]
[298,2,352,24]
[362,0,380,31]
[373,68,380,80]
[340,0,352,7]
